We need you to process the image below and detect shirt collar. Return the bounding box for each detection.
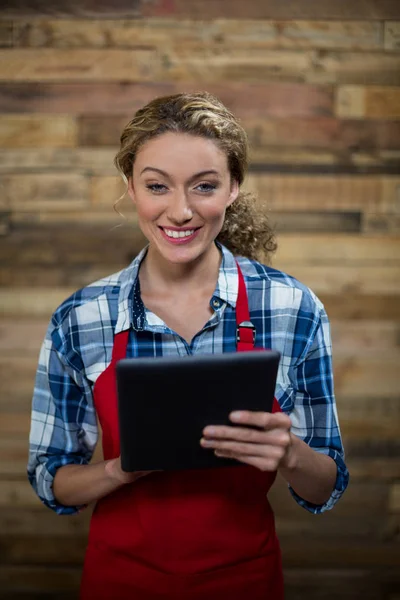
[115,243,239,334]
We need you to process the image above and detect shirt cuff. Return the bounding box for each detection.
[28,454,89,515]
[288,448,349,514]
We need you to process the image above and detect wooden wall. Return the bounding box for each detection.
[0,1,400,598]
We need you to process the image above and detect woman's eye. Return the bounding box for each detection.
[146,183,167,193]
[195,183,217,193]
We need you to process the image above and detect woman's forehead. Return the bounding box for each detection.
[134,132,228,173]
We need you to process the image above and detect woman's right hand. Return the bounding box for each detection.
[104,456,154,485]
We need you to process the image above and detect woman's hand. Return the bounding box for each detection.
[200,410,294,472]
[104,457,154,485]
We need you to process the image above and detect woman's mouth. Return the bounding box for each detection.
[159,227,201,244]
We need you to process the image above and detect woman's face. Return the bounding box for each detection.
[127,132,239,265]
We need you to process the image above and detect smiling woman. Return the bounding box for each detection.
[27,92,349,600]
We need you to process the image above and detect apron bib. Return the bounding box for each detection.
[80,262,284,599]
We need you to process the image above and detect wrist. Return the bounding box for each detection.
[280,432,299,472]
[104,459,130,486]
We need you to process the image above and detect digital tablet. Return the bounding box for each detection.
[116,350,281,472]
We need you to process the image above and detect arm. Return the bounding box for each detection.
[201,304,349,512]
[53,459,149,507]
[29,319,151,512]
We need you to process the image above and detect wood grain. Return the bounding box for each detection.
[0,48,160,82]
[77,115,400,153]
[275,234,400,264]
[336,85,400,118]
[0,148,117,174]
[9,19,383,51]
[0,81,334,117]
[0,7,399,598]
[2,174,89,211]
[0,47,394,86]
[0,115,77,148]
[2,0,400,20]
[384,21,400,50]
[245,174,399,213]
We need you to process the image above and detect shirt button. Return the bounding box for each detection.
[212,299,220,308]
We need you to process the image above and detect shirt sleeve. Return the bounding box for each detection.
[27,317,98,515]
[288,302,349,514]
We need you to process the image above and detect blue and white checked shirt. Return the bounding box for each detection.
[28,243,349,515]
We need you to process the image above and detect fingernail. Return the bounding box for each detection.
[230,411,242,422]
[200,438,214,447]
[204,426,216,436]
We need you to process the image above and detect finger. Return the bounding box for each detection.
[229,410,292,430]
[215,451,279,472]
[201,438,286,460]
[202,425,268,444]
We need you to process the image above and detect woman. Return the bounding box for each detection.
[28,92,349,599]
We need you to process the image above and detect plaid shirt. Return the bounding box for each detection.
[28,243,349,515]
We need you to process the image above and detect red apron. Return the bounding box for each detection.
[80,263,284,599]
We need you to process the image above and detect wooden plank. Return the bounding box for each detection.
[280,264,400,295]
[158,49,400,86]
[389,483,400,513]
[90,175,126,206]
[330,320,400,351]
[2,0,400,20]
[275,234,400,265]
[363,213,400,234]
[271,211,362,233]
[0,148,117,174]
[346,437,400,458]
[2,147,398,177]
[2,174,89,210]
[10,19,383,52]
[2,260,399,294]
[78,115,400,153]
[245,174,398,213]
[0,82,334,117]
[333,353,400,397]
[246,117,400,153]
[0,224,145,266]
[0,264,122,287]
[5,229,400,271]
[384,21,400,50]
[0,481,43,508]
[0,565,82,592]
[0,21,13,47]
[280,542,400,568]
[9,207,136,226]
[0,288,74,318]
[336,394,400,423]
[0,535,86,565]
[347,458,400,480]
[283,568,400,598]
[0,49,160,82]
[336,85,400,118]
[0,319,49,353]
[0,114,77,148]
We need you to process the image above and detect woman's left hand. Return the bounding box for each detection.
[200,410,294,472]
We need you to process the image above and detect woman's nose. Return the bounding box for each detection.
[167,191,193,224]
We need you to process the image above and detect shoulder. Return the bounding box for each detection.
[236,255,324,317]
[49,268,126,352]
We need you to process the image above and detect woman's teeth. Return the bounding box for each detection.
[164,229,195,239]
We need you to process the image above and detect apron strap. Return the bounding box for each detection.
[111,330,130,362]
[236,261,256,352]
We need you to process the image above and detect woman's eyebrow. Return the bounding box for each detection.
[140,167,220,180]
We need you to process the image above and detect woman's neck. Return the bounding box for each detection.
[139,243,222,295]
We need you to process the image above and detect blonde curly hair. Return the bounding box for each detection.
[114,92,276,262]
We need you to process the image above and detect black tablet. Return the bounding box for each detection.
[116,350,280,472]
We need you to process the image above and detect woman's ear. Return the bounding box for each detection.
[227,179,239,207]
[127,177,136,204]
